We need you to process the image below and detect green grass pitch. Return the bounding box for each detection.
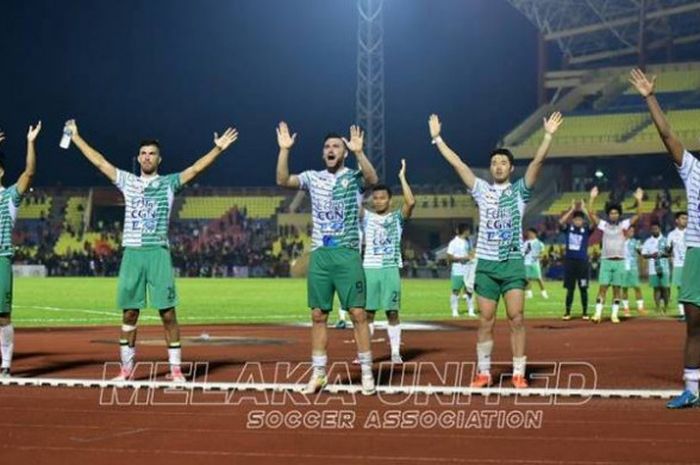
[12,278,672,327]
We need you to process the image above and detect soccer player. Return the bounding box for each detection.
[588,186,643,324]
[0,122,41,377]
[67,119,238,382]
[523,228,548,300]
[621,226,646,317]
[559,199,593,320]
[447,224,476,317]
[668,211,688,319]
[629,68,700,408]
[275,122,379,395]
[429,111,563,389]
[362,159,415,364]
[641,221,671,314]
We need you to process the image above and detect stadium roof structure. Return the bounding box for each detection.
[508,0,700,67]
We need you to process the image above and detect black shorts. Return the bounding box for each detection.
[564,258,590,290]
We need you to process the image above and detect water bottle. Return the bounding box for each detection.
[59,122,73,149]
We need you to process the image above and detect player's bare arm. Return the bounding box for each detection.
[342,125,379,186]
[629,69,684,166]
[398,159,416,219]
[67,119,118,183]
[524,112,563,189]
[180,127,238,185]
[275,121,301,189]
[429,114,476,190]
[588,186,600,227]
[629,188,644,226]
[559,198,577,226]
[17,121,41,195]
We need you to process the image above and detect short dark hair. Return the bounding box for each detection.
[572,211,585,219]
[371,184,392,197]
[527,227,538,235]
[457,223,470,234]
[675,211,688,219]
[139,139,161,151]
[0,152,5,172]
[489,148,514,166]
[323,133,344,144]
[650,220,661,228]
[605,203,622,216]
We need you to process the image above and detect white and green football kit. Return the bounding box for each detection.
[115,170,183,310]
[299,167,366,311]
[0,185,22,314]
[470,177,531,301]
[362,210,404,311]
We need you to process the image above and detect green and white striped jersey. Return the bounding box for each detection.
[0,185,22,257]
[298,167,363,251]
[362,210,404,269]
[524,238,544,266]
[115,170,183,248]
[470,177,531,261]
[624,238,641,271]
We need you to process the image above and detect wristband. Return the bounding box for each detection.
[431,136,443,145]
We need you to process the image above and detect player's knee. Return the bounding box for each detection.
[508,312,525,329]
[386,310,399,324]
[349,308,367,324]
[122,309,139,325]
[159,308,177,325]
[310,309,328,325]
[479,313,496,329]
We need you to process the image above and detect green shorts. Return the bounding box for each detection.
[598,259,625,287]
[451,274,466,292]
[365,267,401,312]
[525,263,542,280]
[474,258,526,302]
[308,247,366,311]
[672,266,683,288]
[117,246,178,310]
[0,256,13,314]
[649,273,670,288]
[680,248,700,307]
[622,267,640,288]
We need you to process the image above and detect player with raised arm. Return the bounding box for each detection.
[362,159,415,364]
[429,111,563,389]
[0,122,41,377]
[275,122,379,395]
[67,119,238,383]
[559,199,594,320]
[588,186,643,324]
[629,68,700,408]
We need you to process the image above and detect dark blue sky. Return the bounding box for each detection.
[0,0,538,186]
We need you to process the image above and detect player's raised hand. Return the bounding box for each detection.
[27,121,42,142]
[633,187,644,201]
[590,186,599,199]
[276,121,297,150]
[0,131,4,144]
[629,68,656,97]
[571,198,577,209]
[429,114,442,139]
[398,158,407,179]
[543,112,563,135]
[214,127,238,151]
[342,125,364,153]
[65,119,79,138]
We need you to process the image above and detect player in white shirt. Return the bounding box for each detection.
[447,225,476,317]
[668,211,688,318]
[630,68,700,408]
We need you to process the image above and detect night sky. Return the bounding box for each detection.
[0,0,538,187]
